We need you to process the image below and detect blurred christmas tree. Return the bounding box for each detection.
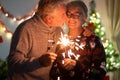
[88,0,120,72]
[0,59,7,80]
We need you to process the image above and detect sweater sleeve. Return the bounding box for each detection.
[7,22,41,73]
[91,36,106,79]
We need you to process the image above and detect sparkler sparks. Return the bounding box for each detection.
[56,32,86,79]
[57,32,72,47]
[67,49,80,60]
[57,32,82,62]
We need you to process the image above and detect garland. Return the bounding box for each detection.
[0,3,38,21]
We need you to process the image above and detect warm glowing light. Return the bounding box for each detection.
[0,6,2,9]
[13,18,17,21]
[96,12,100,18]
[6,32,12,40]
[0,26,6,33]
[57,77,60,80]
[95,29,100,33]
[61,49,80,64]
[101,27,105,31]
[75,42,84,50]
[101,37,104,41]
[92,13,96,17]
[57,32,72,47]
[68,49,80,60]
[5,13,8,17]
[57,32,82,61]
[100,32,105,36]
[103,39,108,47]
[96,19,100,23]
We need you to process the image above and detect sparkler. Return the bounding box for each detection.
[67,49,80,60]
[57,32,83,61]
[57,32,73,47]
[57,76,60,80]
[56,32,85,80]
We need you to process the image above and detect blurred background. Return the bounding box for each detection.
[0,0,120,80]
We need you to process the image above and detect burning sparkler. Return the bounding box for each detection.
[57,32,73,47]
[57,32,83,62]
[56,32,86,80]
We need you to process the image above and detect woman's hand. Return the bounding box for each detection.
[62,58,76,70]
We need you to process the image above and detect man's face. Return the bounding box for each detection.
[51,5,67,27]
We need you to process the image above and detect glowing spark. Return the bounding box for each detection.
[68,49,80,60]
[62,52,65,58]
[57,76,60,80]
[57,32,71,47]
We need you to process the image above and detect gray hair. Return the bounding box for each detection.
[37,0,66,18]
[66,0,88,17]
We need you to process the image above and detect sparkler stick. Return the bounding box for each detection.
[57,76,60,80]
[56,32,86,79]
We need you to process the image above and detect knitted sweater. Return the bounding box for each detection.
[7,14,63,80]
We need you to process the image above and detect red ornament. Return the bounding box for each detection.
[104,75,109,80]
[0,36,3,43]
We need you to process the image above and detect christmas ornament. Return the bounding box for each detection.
[0,36,3,43]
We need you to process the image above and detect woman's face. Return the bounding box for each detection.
[66,6,86,29]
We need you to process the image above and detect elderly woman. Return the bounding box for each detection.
[50,0,106,80]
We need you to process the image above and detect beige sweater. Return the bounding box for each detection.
[7,14,63,80]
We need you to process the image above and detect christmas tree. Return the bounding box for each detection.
[88,0,120,72]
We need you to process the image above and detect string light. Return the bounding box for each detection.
[0,20,13,40]
[5,31,12,40]
[0,3,38,42]
[0,3,38,22]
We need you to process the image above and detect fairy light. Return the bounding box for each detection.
[97,24,101,28]
[5,13,8,17]
[0,3,38,22]
[5,31,12,40]
[92,13,96,17]
[0,26,6,33]
[96,19,100,23]
[100,31,105,36]
[100,37,104,41]
[12,18,17,21]
[103,39,109,47]
[0,3,38,41]
[0,20,13,40]
[95,28,100,33]
[96,12,100,18]
[101,27,105,31]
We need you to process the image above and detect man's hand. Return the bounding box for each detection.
[39,52,57,67]
[83,26,94,37]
